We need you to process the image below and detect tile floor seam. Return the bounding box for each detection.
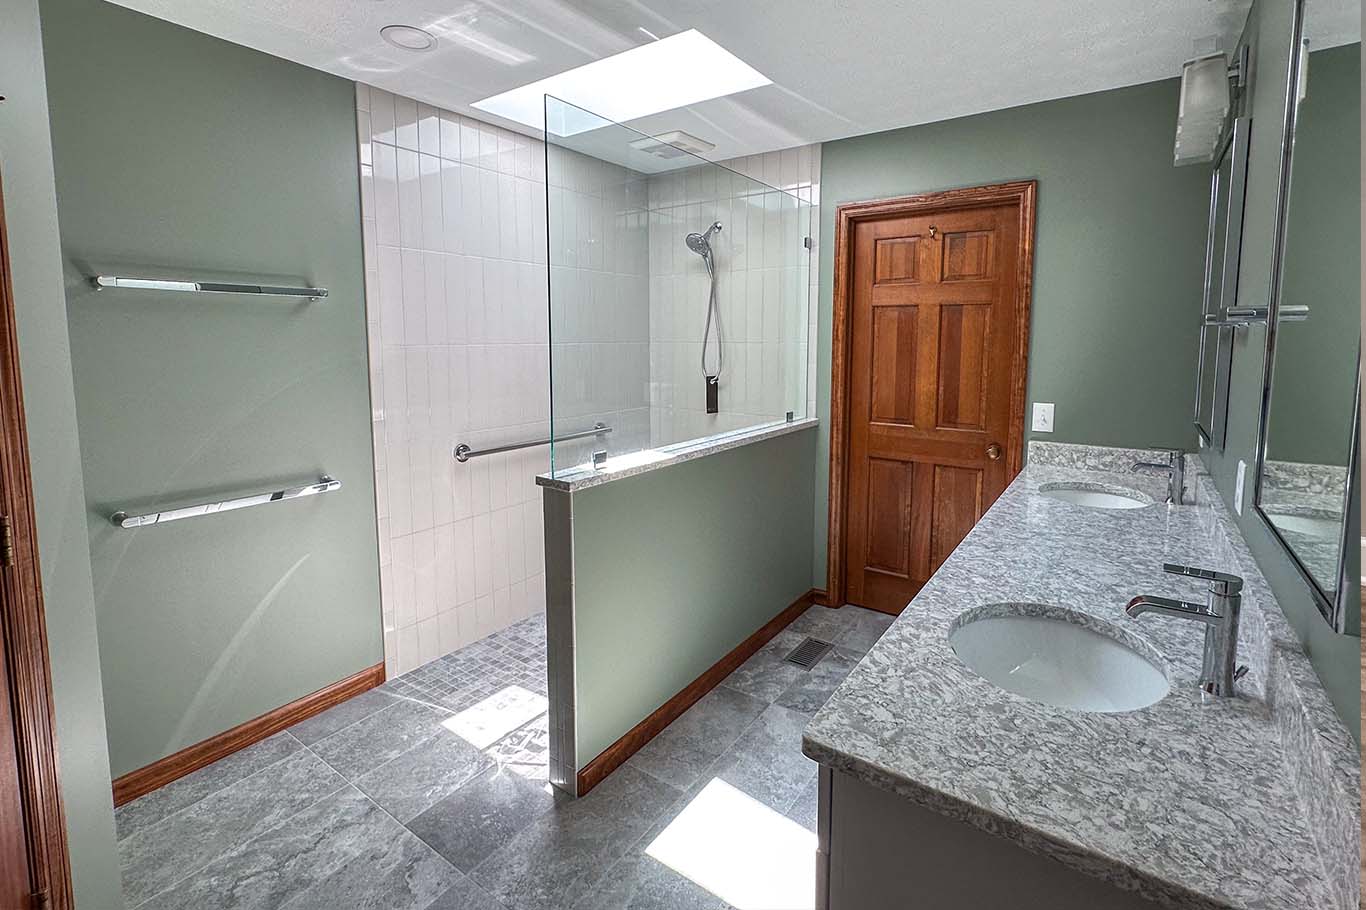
[337,720,456,788]
[118,735,311,848]
[126,778,354,910]
[303,694,446,758]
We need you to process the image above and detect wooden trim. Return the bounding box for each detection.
[826,180,1037,607]
[0,170,75,907]
[112,662,385,807]
[576,588,819,796]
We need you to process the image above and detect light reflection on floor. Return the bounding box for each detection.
[646,777,817,910]
[442,684,548,750]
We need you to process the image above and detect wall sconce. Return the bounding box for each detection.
[1174,47,1247,166]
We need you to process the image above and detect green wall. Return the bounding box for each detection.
[42,0,383,777]
[813,78,1210,585]
[1265,44,1360,465]
[1199,0,1360,738]
[571,429,816,766]
[0,0,123,904]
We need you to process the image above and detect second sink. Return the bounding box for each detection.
[1038,481,1153,510]
[948,603,1169,713]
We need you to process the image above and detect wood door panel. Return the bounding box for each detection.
[839,186,1032,616]
[941,230,994,281]
[873,237,924,284]
[936,303,991,430]
[869,306,918,426]
[930,465,984,572]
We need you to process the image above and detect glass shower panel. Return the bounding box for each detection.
[544,95,811,478]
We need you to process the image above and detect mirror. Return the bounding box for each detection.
[1193,116,1251,449]
[1254,0,1361,632]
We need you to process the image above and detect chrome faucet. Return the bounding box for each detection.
[1132,448,1186,505]
[1125,563,1246,698]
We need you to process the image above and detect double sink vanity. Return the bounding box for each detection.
[803,0,1358,905]
[803,443,1358,909]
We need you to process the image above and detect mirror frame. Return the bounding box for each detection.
[1251,0,1361,632]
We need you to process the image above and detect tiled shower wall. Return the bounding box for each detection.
[358,84,548,677]
[646,147,820,445]
[357,83,819,675]
[356,84,650,675]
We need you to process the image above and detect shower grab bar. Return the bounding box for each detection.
[110,476,341,528]
[454,423,611,463]
[91,275,328,300]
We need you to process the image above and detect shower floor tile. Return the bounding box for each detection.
[114,605,878,910]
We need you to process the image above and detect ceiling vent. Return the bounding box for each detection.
[629,130,717,160]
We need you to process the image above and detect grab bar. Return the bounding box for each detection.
[110,476,341,528]
[454,423,610,463]
[1202,304,1308,327]
[91,276,328,300]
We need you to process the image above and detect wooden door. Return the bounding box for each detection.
[0,614,31,907]
[0,172,75,908]
[839,189,1032,614]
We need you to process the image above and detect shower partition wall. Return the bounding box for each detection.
[544,96,814,477]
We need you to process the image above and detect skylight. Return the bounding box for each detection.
[472,29,771,136]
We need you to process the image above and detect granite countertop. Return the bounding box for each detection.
[802,460,1339,910]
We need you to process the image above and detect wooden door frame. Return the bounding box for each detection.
[826,180,1037,608]
[0,175,75,907]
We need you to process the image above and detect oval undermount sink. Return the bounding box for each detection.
[948,604,1169,713]
[1038,482,1153,510]
[1268,512,1340,538]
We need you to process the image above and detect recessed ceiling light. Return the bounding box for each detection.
[380,25,437,52]
[472,29,771,136]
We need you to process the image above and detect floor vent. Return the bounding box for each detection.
[784,637,834,670]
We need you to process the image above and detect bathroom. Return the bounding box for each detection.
[0,0,1358,907]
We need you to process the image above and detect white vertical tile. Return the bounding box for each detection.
[372,142,400,247]
[391,534,416,630]
[396,148,423,249]
[417,616,440,665]
[400,249,428,345]
[438,110,461,161]
[417,103,441,157]
[394,95,419,150]
[472,512,493,598]
[370,88,396,145]
[434,522,456,612]
[453,517,475,605]
[413,527,437,621]
[419,154,443,251]
[441,158,463,255]
[396,624,420,675]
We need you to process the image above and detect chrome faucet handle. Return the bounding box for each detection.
[1162,563,1243,595]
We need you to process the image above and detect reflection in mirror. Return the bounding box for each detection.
[1255,4,1360,632]
[1193,117,1250,448]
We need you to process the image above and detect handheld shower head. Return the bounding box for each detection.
[685,221,722,257]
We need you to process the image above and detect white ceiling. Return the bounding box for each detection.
[102,0,1351,162]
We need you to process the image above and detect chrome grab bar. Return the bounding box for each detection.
[110,476,341,528]
[91,275,328,300]
[1202,304,1308,327]
[454,423,610,463]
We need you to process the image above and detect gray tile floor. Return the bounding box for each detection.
[116,605,893,910]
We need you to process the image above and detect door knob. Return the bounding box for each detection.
[986,443,1002,461]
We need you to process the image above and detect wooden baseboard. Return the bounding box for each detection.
[575,588,820,796]
[811,588,833,607]
[112,662,385,807]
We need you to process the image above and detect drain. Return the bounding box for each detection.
[784,637,834,670]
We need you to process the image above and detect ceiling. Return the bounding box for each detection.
[102,0,1348,162]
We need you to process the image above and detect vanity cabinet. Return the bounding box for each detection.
[819,769,1160,909]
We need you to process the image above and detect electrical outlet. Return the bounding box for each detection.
[1031,402,1055,433]
[1234,460,1247,515]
